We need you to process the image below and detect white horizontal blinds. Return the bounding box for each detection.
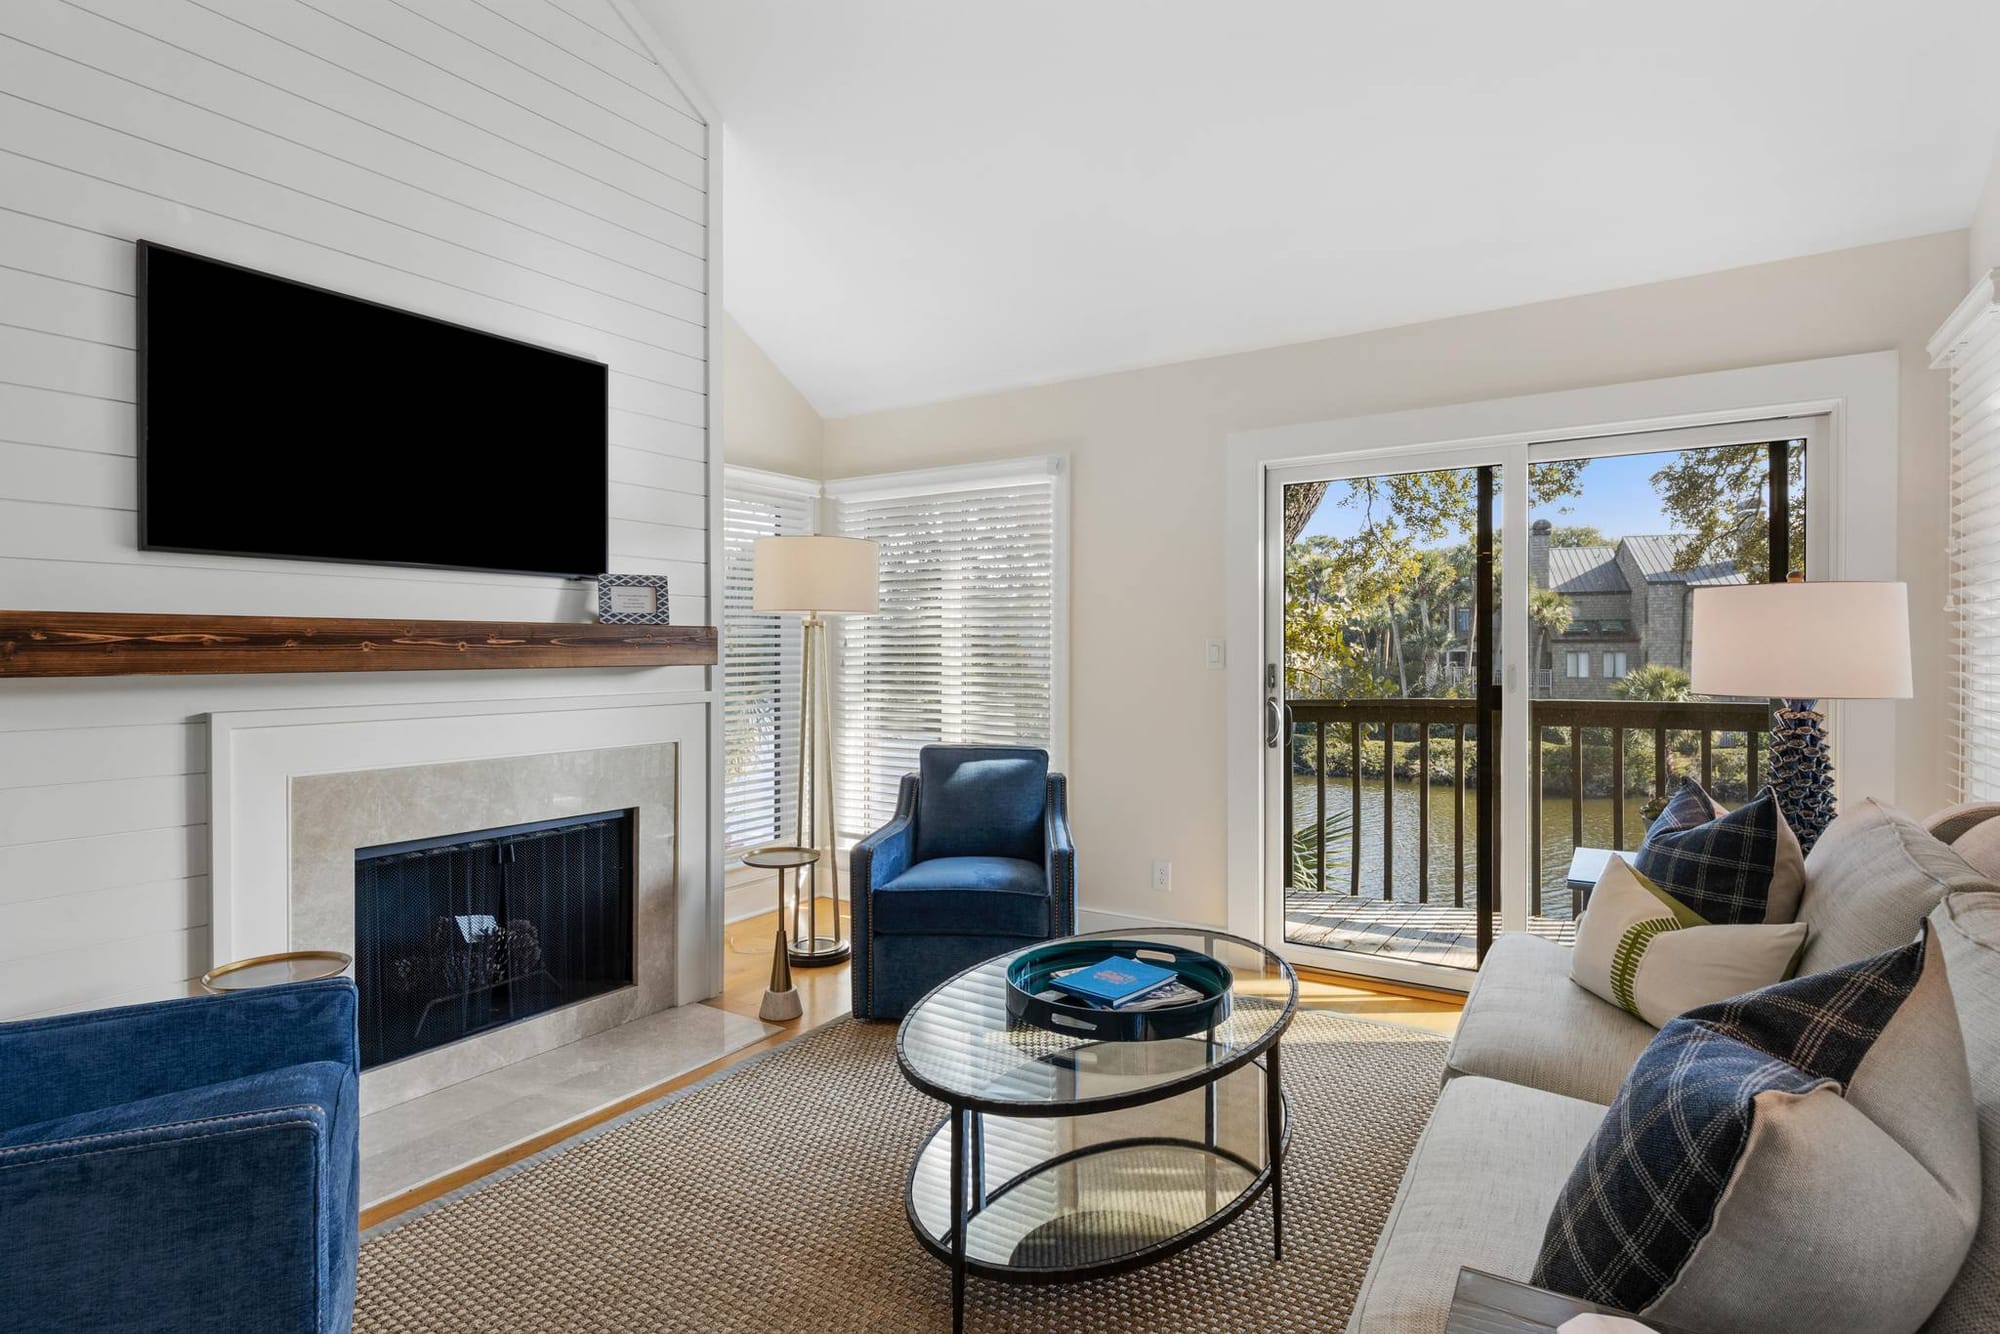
[722,475,814,855]
[1935,275,2000,800]
[832,469,1059,838]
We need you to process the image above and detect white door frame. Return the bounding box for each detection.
[1224,351,1899,977]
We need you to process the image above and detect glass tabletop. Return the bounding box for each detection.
[895,928,1296,1113]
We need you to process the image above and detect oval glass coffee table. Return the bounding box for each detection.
[896,928,1297,1332]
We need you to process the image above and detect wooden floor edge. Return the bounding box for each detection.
[1294,964,1468,1007]
[358,1011,826,1231]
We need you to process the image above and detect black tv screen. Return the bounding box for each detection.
[139,242,609,579]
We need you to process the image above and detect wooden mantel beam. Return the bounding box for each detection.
[0,611,717,678]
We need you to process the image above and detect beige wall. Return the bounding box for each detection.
[822,231,1969,927]
[1973,137,2000,275]
[722,312,824,478]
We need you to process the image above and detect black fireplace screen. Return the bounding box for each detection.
[354,810,636,1070]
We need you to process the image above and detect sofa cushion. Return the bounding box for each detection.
[1633,779,1804,925]
[1345,1075,1606,1334]
[871,856,1050,937]
[1927,887,2000,1333]
[1798,798,1996,974]
[913,746,1048,863]
[1444,933,1655,1106]
[0,1060,350,1151]
[1569,856,1807,1028]
[1533,929,1980,1334]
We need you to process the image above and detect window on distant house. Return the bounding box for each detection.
[1600,618,1631,636]
[829,458,1067,838]
[1603,651,1629,679]
[721,469,817,856]
[1565,650,1591,678]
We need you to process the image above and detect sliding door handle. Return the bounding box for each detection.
[1264,697,1282,748]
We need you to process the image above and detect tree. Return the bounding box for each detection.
[1650,442,1804,582]
[1613,664,1693,702]
[1282,463,1586,700]
[1528,588,1573,689]
[1550,524,1608,547]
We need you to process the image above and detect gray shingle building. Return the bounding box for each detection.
[1529,519,1745,698]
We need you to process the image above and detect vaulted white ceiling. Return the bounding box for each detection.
[638,0,2000,417]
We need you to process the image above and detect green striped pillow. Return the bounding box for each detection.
[1570,857,1808,1028]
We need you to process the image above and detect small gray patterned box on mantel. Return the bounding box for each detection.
[596,574,671,625]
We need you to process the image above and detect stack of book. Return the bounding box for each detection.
[1038,956,1203,1012]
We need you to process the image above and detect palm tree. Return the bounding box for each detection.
[1613,664,1693,702]
[1528,588,1573,696]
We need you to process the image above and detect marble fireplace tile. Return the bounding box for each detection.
[289,743,681,1115]
[359,1002,774,1208]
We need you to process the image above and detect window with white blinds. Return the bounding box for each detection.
[1932,273,2000,799]
[828,460,1066,839]
[722,470,816,855]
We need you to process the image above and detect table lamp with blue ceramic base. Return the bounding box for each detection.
[1690,576,1911,856]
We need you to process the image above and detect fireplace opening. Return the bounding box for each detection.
[354,810,636,1070]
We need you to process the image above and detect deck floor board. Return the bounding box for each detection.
[1283,893,1577,972]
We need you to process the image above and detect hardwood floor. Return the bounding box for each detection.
[361,909,1460,1228]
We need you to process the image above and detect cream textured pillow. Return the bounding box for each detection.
[1571,856,1807,1028]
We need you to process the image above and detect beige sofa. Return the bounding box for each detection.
[1347,799,2000,1334]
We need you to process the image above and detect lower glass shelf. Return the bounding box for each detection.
[905,1058,1286,1281]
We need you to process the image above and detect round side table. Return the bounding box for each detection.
[201,950,352,993]
[740,845,821,1021]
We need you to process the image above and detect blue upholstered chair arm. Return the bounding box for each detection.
[1045,772,1075,936]
[853,772,919,893]
[0,979,361,1333]
[0,976,359,1131]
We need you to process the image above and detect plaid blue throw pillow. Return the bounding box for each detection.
[1633,779,1804,925]
[1532,927,1981,1329]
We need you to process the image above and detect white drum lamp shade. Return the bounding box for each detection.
[1690,581,1912,701]
[1689,579,1910,857]
[752,536,879,615]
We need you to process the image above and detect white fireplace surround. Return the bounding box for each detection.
[207,693,718,1110]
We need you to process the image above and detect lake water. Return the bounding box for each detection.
[1290,779,1648,921]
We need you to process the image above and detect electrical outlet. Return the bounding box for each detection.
[1151,859,1172,893]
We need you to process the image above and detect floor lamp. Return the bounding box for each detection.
[753,534,879,968]
[1690,577,1911,856]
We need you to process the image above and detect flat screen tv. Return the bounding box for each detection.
[139,242,609,579]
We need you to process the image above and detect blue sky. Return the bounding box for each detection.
[1297,451,1678,545]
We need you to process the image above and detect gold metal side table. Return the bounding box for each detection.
[201,950,352,993]
[741,845,821,1021]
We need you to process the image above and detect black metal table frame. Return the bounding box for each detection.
[895,945,1295,1334]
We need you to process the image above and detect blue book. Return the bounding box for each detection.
[1048,955,1179,1007]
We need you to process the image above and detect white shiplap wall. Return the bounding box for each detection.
[0,0,714,1018]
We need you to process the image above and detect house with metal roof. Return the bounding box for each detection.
[1528,519,1747,698]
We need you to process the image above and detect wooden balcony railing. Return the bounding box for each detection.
[1283,697,1772,918]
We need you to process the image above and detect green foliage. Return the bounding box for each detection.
[1650,441,1805,582]
[1290,806,1353,892]
[1613,665,1693,702]
[1550,524,1609,547]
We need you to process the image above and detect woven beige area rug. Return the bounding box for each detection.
[356,1010,1446,1333]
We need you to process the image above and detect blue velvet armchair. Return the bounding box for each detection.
[0,977,361,1333]
[850,745,1075,1020]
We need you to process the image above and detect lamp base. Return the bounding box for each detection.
[1769,699,1835,857]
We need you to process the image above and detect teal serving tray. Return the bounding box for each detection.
[1005,938,1233,1042]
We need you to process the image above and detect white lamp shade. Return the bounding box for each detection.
[1690,581,1911,700]
[752,536,879,614]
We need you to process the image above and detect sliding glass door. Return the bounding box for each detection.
[1265,456,1503,983]
[1263,419,1822,989]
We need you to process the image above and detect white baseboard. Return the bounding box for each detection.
[1074,904,1222,935]
[725,871,776,925]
